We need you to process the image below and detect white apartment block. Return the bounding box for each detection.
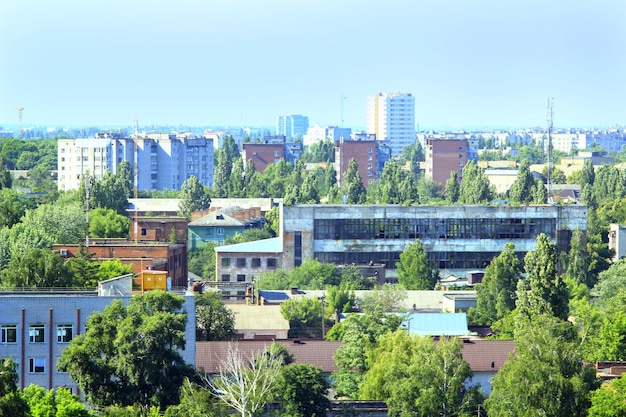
[276,115,309,140]
[58,133,214,191]
[302,125,352,147]
[367,92,416,157]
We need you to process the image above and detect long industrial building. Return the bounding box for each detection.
[280,204,587,279]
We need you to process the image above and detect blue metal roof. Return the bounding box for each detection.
[402,312,470,337]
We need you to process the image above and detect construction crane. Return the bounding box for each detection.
[15,107,24,138]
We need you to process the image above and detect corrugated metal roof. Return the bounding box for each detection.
[403,312,470,336]
[189,211,244,227]
[215,237,282,253]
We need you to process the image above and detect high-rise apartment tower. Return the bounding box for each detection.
[366,93,415,157]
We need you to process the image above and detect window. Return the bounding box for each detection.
[221,258,230,267]
[274,151,280,157]
[29,325,45,343]
[267,258,277,268]
[29,358,45,373]
[459,160,464,167]
[367,148,372,153]
[221,274,230,282]
[141,228,147,236]
[217,228,224,235]
[237,274,246,282]
[251,258,261,267]
[57,324,73,343]
[236,258,246,267]
[1,325,17,343]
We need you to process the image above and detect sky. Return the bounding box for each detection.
[1,0,625,131]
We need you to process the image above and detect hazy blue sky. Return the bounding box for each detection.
[1,0,624,130]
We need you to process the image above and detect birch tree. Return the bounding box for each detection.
[206,345,283,417]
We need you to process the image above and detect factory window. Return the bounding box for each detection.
[237,274,246,282]
[267,258,277,268]
[29,325,45,343]
[221,274,230,282]
[57,324,73,343]
[1,325,17,343]
[252,258,261,267]
[236,258,246,267]
[29,358,45,374]
[141,228,147,236]
[221,258,230,267]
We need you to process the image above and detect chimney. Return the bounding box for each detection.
[290,286,298,295]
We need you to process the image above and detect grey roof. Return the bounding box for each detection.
[128,198,180,213]
[403,312,470,337]
[215,237,282,254]
[189,211,244,227]
[210,198,279,212]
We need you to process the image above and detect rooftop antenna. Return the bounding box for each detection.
[15,107,24,138]
[546,97,554,202]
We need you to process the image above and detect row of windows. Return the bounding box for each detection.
[1,324,73,344]
[221,257,278,268]
[0,357,71,376]
[315,251,515,270]
[314,218,557,241]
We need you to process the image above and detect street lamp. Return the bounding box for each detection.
[318,294,326,338]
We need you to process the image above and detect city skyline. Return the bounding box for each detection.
[1,0,625,130]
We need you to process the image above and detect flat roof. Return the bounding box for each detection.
[215,237,282,254]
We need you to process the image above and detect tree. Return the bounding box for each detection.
[205,345,282,417]
[65,244,100,287]
[396,239,438,290]
[280,297,324,338]
[58,291,196,408]
[444,171,459,203]
[516,233,569,320]
[195,291,236,341]
[458,160,492,204]
[360,331,479,417]
[224,228,272,245]
[0,156,11,189]
[594,258,626,304]
[96,259,134,282]
[276,364,331,417]
[588,374,626,417]
[89,207,130,238]
[263,206,280,237]
[485,314,599,417]
[188,243,217,280]
[22,385,93,417]
[508,162,536,204]
[562,228,593,287]
[331,308,403,398]
[468,243,522,326]
[342,159,366,204]
[1,248,73,288]
[0,188,26,228]
[179,175,211,218]
[0,358,28,417]
[163,379,223,417]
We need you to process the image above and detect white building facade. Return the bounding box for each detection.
[367,92,416,157]
[276,115,309,140]
[58,133,214,191]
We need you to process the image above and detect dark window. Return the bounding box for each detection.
[29,325,45,343]
[221,258,230,267]
[236,258,246,267]
[221,274,230,282]
[267,258,277,268]
[252,258,261,267]
[237,274,246,282]
[1,325,17,343]
[141,228,147,236]
[57,324,73,343]
[29,358,45,373]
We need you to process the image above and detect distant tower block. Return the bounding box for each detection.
[15,107,24,138]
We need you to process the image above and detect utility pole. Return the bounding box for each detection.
[319,294,326,338]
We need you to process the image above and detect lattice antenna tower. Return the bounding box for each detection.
[546,97,554,200]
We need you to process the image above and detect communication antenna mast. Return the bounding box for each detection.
[15,107,24,138]
[546,97,554,202]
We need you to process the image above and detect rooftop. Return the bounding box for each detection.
[215,237,282,254]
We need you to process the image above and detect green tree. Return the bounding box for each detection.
[97,259,134,282]
[517,233,569,320]
[163,379,223,417]
[58,291,196,408]
[0,156,11,189]
[458,160,492,204]
[178,175,211,218]
[396,239,438,290]
[1,248,73,288]
[444,171,459,203]
[356,283,408,314]
[224,228,272,245]
[485,314,599,417]
[588,373,626,417]
[65,244,100,287]
[326,285,356,316]
[213,149,233,198]
[281,297,325,338]
[228,158,245,198]
[342,159,366,204]
[276,364,331,417]
[263,206,280,237]
[594,258,626,304]
[340,265,376,290]
[508,162,536,204]
[20,201,86,244]
[0,188,25,228]
[468,242,522,326]
[188,243,217,280]
[0,358,28,417]
[205,345,282,417]
[562,228,592,287]
[195,291,236,341]
[360,331,479,417]
[23,384,93,417]
[89,207,130,238]
[331,308,403,398]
